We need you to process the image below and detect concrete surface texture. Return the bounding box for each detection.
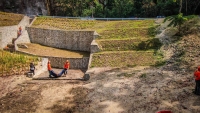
[26,27,95,52]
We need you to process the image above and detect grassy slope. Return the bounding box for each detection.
[0,12,24,26]
[0,50,38,75]
[90,51,158,67]
[32,17,162,67]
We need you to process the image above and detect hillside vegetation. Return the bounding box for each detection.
[0,12,23,26]
[32,17,163,67]
[0,50,39,76]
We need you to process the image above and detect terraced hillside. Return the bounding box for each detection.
[0,12,24,26]
[32,17,163,67]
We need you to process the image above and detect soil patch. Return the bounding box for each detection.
[0,66,199,113]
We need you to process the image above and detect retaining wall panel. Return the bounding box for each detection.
[48,57,89,69]
[27,27,94,52]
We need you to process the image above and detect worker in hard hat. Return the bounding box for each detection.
[58,60,70,77]
[47,60,58,78]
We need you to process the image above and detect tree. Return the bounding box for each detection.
[164,13,187,33]
[173,0,182,13]
[132,0,143,17]
[110,0,133,17]
[98,0,114,17]
[156,0,179,16]
[93,0,104,17]
[142,0,157,17]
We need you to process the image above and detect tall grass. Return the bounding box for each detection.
[0,50,39,76]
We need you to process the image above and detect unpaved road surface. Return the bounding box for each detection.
[0,66,200,113]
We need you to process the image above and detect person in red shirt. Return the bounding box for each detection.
[58,60,70,77]
[194,66,200,95]
[47,60,58,78]
[64,60,70,74]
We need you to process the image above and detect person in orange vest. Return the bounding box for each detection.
[19,26,22,33]
[194,66,200,95]
[47,60,58,78]
[17,26,22,38]
[58,60,70,77]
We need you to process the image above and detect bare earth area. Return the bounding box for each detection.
[0,65,199,113]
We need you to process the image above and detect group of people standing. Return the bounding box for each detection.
[47,60,70,78]
[29,59,70,78]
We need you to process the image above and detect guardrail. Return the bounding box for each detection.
[27,15,163,21]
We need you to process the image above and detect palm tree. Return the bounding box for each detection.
[163,13,187,34]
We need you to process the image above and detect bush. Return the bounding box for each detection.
[147,38,162,49]
[148,26,156,37]
[137,41,147,50]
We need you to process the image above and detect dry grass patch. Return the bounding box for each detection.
[0,12,23,26]
[97,38,148,51]
[90,51,158,67]
[32,17,155,40]
[32,17,154,30]
[96,28,151,39]
[32,17,98,30]
[97,38,162,51]
[17,43,90,58]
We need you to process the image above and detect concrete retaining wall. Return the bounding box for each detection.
[15,16,31,44]
[0,16,31,49]
[0,25,18,49]
[26,27,95,52]
[91,40,100,53]
[16,50,89,69]
[48,57,89,69]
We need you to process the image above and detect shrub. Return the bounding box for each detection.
[146,38,162,49]
[137,41,147,50]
